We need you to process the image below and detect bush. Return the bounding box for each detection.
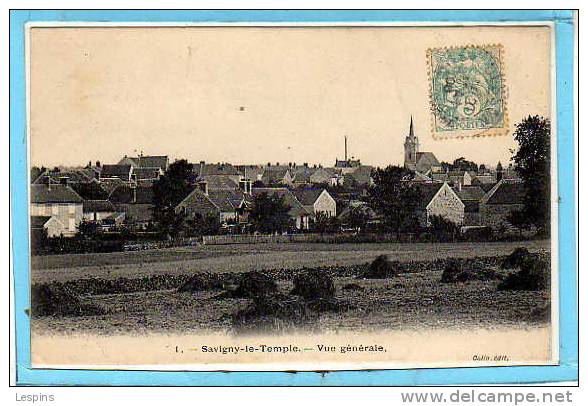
[498,254,550,291]
[363,255,397,278]
[178,273,226,293]
[342,283,364,291]
[232,293,310,333]
[441,259,502,283]
[501,247,530,269]
[226,271,278,299]
[291,269,335,300]
[31,283,105,317]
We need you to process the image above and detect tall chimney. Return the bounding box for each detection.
[198,180,208,196]
[344,135,348,161]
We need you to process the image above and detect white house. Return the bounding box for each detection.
[30,184,84,237]
[292,188,337,218]
[413,182,465,226]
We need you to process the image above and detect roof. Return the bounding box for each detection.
[108,185,154,204]
[137,156,168,170]
[484,180,526,205]
[30,215,52,229]
[83,200,116,213]
[348,166,373,184]
[114,203,154,223]
[199,175,239,190]
[98,178,127,194]
[33,170,93,185]
[196,163,241,177]
[261,168,291,184]
[416,152,440,166]
[455,186,486,202]
[133,167,161,180]
[100,164,132,179]
[292,188,325,206]
[250,187,309,217]
[237,166,265,180]
[411,182,444,209]
[208,189,245,212]
[335,159,361,168]
[118,155,169,170]
[31,184,83,204]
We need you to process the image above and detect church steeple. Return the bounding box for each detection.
[404,116,419,169]
[409,116,415,139]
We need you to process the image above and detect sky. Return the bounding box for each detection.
[29,25,551,168]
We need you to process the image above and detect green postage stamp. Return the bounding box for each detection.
[427,44,508,138]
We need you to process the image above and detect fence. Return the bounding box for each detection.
[201,233,419,245]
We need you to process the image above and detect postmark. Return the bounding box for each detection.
[427,44,508,138]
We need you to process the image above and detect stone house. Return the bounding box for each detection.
[413,182,465,226]
[479,179,526,232]
[30,184,84,237]
[292,188,337,218]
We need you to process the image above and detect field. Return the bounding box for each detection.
[31,240,551,335]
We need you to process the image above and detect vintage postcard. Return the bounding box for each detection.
[25,22,559,373]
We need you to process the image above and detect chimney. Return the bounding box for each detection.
[198,180,208,196]
[344,135,348,161]
[239,179,252,195]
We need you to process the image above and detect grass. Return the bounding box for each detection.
[30,241,551,335]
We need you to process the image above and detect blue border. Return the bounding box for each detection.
[10,10,577,386]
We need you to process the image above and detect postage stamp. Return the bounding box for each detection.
[427,44,508,138]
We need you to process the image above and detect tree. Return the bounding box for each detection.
[312,212,340,233]
[452,157,478,172]
[367,166,422,232]
[152,159,194,237]
[249,193,293,233]
[428,214,459,242]
[30,166,45,183]
[511,115,551,234]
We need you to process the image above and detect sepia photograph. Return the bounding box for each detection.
[26,23,557,370]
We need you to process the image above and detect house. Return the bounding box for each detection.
[108,184,155,229]
[413,182,465,226]
[250,187,311,230]
[175,185,246,224]
[310,167,342,186]
[30,215,65,238]
[447,170,473,187]
[194,162,242,184]
[118,155,169,172]
[99,164,133,182]
[83,200,116,221]
[237,165,265,182]
[479,179,526,232]
[404,117,442,173]
[292,188,337,218]
[32,169,94,185]
[454,185,486,226]
[335,158,362,175]
[30,184,84,237]
[261,167,294,186]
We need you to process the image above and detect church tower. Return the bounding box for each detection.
[404,116,419,169]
